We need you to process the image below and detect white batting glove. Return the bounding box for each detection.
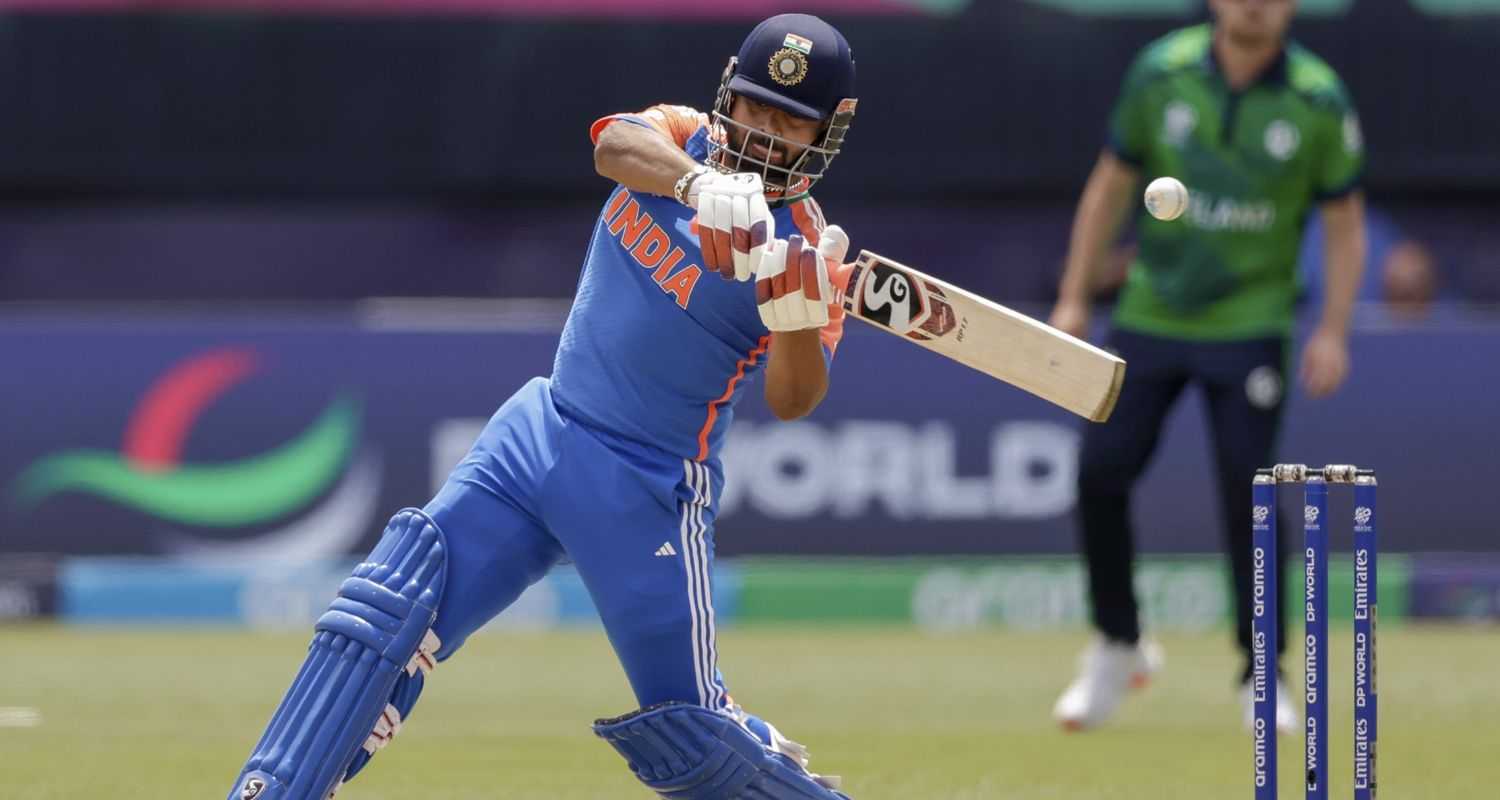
[689,172,774,282]
[755,225,849,332]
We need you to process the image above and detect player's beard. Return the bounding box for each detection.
[725,125,804,188]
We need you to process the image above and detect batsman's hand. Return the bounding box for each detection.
[756,225,849,332]
[690,172,774,282]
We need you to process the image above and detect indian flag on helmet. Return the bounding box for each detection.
[782,33,813,54]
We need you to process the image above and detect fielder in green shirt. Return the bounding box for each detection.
[1048,0,1367,733]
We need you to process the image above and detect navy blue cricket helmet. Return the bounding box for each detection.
[709,14,858,202]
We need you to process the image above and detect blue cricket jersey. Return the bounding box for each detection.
[550,105,842,462]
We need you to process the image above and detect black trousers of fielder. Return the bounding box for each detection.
[1075,328,1291,681]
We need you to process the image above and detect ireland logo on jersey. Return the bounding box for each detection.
[1264,119,1301,161]
[1343,113,1364,154]
[1162,101,1197,147]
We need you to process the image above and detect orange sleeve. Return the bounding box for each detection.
[589,104,707,150]
[819,297,847,361]
[790,197,846,360]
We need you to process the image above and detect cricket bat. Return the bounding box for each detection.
[836,250,1126,422]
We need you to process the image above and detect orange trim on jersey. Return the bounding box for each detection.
[696,335,770,462]
[590,113,666,145]
[589,114,627,145]
[819,302,847,360]
[789,200,822,246]
[590,105,707,149]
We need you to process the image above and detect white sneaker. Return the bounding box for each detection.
[1052,636,1165,731]
[1240,677,1300,735]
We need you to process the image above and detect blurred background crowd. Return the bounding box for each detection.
[2,1,1498,626]
[0,0,1495,317]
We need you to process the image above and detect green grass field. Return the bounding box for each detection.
[2,623,1496,798]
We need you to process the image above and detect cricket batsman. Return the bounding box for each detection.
[1047,0,1366,732]
[227,14,859,800]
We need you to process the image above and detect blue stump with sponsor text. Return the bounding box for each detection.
[1303,477,1328,800]
[1352,477,1377,800]
[1253,465,1377,800]
[1251,472,1278,800]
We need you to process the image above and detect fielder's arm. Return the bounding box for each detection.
[1298,190,1366,398]
[1050,151,1141,337]
[1315,191,1367,335]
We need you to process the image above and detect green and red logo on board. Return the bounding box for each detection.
[9,347,379,559]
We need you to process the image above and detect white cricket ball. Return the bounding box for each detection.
[1144,176,1189,221]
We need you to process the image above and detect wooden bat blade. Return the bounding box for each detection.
[839,250,1126,422]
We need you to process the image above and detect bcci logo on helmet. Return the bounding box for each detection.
[768,47,809,86]
[1354,506,1373,526]
[1304,505,1320,525]
[1252,505,1270,525]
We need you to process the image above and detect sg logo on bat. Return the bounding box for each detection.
[848,258,930,335]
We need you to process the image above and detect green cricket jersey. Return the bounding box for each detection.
[1108,24,1364,340]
